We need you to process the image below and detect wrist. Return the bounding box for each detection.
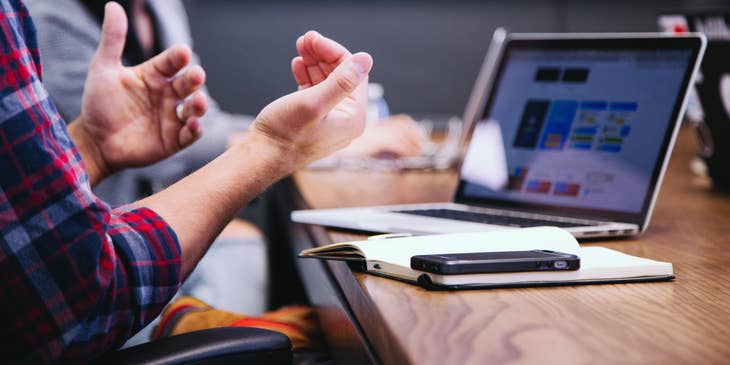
[234,129,297,177]
[68,117,112,187]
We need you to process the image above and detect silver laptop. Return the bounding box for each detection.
[293,32,706,238]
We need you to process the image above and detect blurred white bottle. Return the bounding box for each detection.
[367,83,390,123]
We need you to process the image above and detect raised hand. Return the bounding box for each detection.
[69,2,207,184]
[135,32,371,278]
[291,31,351,89]
[249,32,373,167]
[291,32,427,159]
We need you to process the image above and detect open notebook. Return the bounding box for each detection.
[299,227,674,290]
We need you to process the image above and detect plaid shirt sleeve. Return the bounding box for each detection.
[0,1,182,363]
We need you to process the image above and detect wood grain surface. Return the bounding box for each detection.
[295,127,730,365]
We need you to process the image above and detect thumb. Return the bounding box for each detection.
[303,52,373,114]
[93,2,128,66]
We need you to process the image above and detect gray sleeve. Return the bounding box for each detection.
[149,0,256,171]
[27,0,99,121]
[29,0,256,204]
[27,0,183,204]
[180,103,255,170]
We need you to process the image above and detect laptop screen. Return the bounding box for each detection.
[456,36,703,224]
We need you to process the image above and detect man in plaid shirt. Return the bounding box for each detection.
[0,0,373,362]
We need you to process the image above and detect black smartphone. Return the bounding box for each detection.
[410,250,580,275]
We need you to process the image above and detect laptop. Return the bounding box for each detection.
[309,29,509,172]
[659,12,730,188]
[293,33,706,238]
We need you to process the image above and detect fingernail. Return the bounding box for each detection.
[352,53,373,75]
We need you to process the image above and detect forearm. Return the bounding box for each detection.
[67,117,110,187]
[135,131,293,277]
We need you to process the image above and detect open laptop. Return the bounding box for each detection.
[293,33,706,238]
[659,12,730,188]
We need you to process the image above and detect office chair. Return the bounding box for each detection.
[93,327,292,364]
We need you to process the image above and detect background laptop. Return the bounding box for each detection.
[293,33,706,238]
[659,12,730,189]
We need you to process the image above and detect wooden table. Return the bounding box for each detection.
[290,127,730,365]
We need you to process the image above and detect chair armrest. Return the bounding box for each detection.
[93,327,292,365]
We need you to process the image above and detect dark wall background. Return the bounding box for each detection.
[183,0,728,117]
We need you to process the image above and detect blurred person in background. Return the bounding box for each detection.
[27,0,426,347]
[2,0,374,360]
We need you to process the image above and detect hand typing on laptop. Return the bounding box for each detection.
[336,114,429,158]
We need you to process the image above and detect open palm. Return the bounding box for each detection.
[77,2,207,173]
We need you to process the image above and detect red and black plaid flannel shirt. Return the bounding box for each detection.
[0,1,182,362]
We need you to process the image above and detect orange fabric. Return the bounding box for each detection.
[151,303,196,339]
[154,296,322,349]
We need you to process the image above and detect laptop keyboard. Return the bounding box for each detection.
[394,209,594,228]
